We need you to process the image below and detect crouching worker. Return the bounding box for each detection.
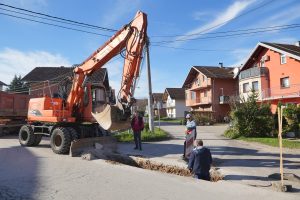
[188,139,212,181]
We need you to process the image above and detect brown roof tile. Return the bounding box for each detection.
[193,66,234,78]
[0,81,7,86]
[22,66,107,84]
[164,88,185,100]
[261,42,300,58]
[183,66,234,87]
[152,93,163,101]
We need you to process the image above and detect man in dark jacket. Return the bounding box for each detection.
[188,139,212,181]
[131,111,144,150]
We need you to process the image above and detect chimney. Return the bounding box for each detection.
[294,41,300,47]
[219,62,223,68]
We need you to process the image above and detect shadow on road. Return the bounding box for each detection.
[210,146,300,159]
[0,145,39,199]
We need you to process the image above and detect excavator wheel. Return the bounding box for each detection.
[33,134,43,146]
[50,127,72,154]
[67,127,79,141]
[19,125,36,146]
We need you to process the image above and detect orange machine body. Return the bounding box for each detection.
[27,11,147,125]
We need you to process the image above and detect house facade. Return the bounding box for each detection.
[183,66,237,122]
[237,42,300,113]
[0,81,7,91]
[152,93,166,117]
[22,66,115,104]
[162,88,188,118]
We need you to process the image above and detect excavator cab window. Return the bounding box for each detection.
[83,86,89,107]
[91,86,106,113]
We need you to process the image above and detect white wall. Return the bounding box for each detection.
[175,99,189,118]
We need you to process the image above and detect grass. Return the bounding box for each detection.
[238,136,300,149]
[156,117,182,124]
[113,127,171,142]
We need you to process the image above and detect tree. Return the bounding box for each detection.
[6,75,29,94]
[226,90,274,138]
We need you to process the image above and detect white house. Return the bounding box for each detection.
[163,88,189,118]
[0,81,7,91]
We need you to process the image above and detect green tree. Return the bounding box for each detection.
[226,90,274,138]
[7,75,29,94]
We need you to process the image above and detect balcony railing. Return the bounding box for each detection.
[190,79,212,90]
[261,84,300,100]
[239,67,268,80]
[219,95,230,104]
[186,97,212,106]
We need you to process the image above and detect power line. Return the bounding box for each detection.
[0,2,117,32]
[151,44,235,52]
[152,24,300,44]
[0,7,109,31]
[0,12,112,37]
[152,0,274,38]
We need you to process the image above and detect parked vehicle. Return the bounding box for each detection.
[0,91,31,136]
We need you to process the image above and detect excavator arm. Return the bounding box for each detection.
[67,11,147,130]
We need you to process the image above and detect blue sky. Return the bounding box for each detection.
[0,0,300,97]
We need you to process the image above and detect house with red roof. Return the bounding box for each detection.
[183,66,237,122]
[237,42,300,113]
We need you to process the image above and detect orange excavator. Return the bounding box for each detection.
[18,11,148,154]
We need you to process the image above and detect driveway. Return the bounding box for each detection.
[118,122,300,191]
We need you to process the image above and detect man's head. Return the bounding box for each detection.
[186,113,191,119]
[194,139,203,147]
[133,111,139,117]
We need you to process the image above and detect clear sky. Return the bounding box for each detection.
[0,0,299,98]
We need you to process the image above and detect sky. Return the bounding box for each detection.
[0,0,300,98]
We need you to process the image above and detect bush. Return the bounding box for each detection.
[224,129,240,139]
[227,90,274,137]
[144,123,149,132]
[282,104,299,135]
[193,113,214,125]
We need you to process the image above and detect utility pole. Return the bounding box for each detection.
[146,38,154,132]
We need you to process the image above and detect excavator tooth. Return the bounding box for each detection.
[91,104,131,131]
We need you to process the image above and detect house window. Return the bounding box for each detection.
[252,81,259,91]
[204,90,207,97]
[191,91,196,99]
[280,54,287,64]
[280,77,289,88]
[260,60,265,67]
[243,83,250,93]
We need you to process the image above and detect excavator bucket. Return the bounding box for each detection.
[91,104,131,132]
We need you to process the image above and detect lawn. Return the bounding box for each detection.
[155,117,182,124]
[238,137,300,149]
[113,127,171,142]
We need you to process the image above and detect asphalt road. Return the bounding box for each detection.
[0,128,299,199]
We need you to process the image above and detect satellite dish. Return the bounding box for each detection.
[233,67,240,77]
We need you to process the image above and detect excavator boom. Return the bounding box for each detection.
[67,11,147,130]
[21,11,148,155]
